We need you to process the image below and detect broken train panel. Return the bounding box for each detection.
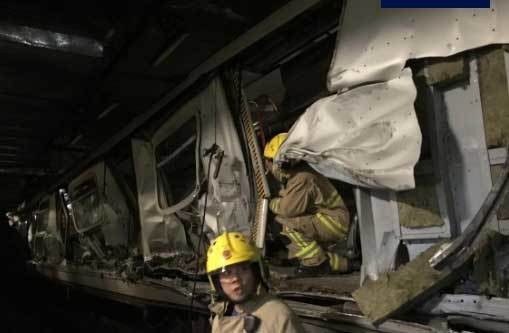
[30,193,65,265]
[132,77,257,274]
[26,160,138,273]
[63,161,134,266]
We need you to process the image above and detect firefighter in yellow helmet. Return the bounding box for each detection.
[206,231,304,333]
[264,133,356,276]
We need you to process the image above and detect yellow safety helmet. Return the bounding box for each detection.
[263,133,288,160]
[206,232,260,275]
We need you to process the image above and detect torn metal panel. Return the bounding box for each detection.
[0,23,103,57]
[422,294,509,322]
[278,68,421,191]
[132,139,191,260]
[328,0,509,91]
[355,188,402,283]
[133,78,252,260]
[197,79,252,236]
[32,194,64,264]
[153,78,252,236]
[434,58,494,234]
[68,162,131,248]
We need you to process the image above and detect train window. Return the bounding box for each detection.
[155,116,199,209]
[37,199,50,233]
[71,178,104,232]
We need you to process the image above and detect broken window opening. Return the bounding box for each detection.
[71,178,104,233]
[156,116,201,209]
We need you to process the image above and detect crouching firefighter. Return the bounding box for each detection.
[207,231,305,333]
[264,133,358,277]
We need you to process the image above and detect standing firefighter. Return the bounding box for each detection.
[264,133,355,276]
[207,231,304,333]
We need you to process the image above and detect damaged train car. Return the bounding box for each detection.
[10,0,509,332]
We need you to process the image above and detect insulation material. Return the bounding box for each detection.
[398,178,445,229]
[328,0,509,91]
[277,68,421,191]
[478,47,509,148]
[353,242,447,323]
[414,56,467,86]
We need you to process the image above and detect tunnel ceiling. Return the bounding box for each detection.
[0,0,340,216]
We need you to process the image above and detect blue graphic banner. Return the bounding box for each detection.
[381,0,490,8]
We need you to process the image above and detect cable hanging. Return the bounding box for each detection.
[188,78,219,318]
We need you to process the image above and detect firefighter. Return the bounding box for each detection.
[207,231,305,333]
[264,133,356,276]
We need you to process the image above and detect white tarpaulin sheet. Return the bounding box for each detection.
[328,0,509,91]
[280,0,509,190]
[277,68,420,190]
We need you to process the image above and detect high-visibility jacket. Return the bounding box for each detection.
[269,166,350,239]
[210,288,305,333]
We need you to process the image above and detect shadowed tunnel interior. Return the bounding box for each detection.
[0,1,341,331]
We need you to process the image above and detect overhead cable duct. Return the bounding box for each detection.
[0,23,104,57]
